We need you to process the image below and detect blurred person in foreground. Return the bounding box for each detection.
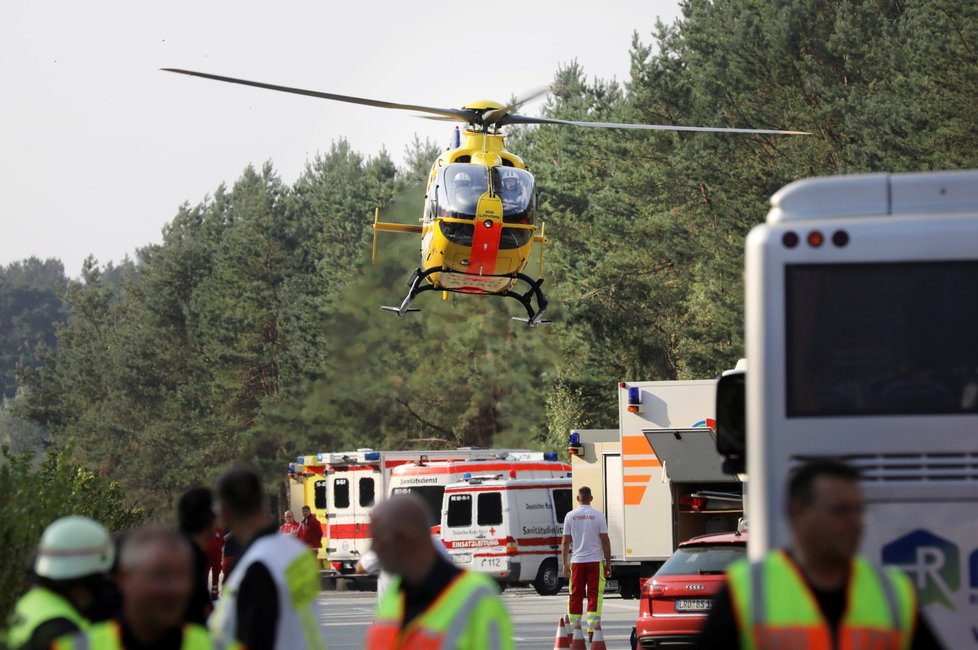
[365,494,513,650]
[3,516,114,650]
[177,487,218,623]
[209,467,325,650]
[53,527,225,650]
[694,458,943,649]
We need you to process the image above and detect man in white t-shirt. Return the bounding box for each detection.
[561,485,611,639]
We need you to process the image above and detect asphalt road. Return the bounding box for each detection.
[318,585,640,649]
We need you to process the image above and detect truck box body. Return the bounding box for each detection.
[571,380,742,598]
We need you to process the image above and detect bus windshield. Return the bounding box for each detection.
[785,261,978,417]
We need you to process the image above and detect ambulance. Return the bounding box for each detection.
[441,476,573,595]
[287,456,330,566]
[388,453,571,523]
[322,448,557,573]
[570,381,743,599]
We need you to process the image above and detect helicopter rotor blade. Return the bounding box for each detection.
[162,68,478,123]
[500,113,810,135]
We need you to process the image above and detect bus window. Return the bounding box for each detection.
[786,261,978,417]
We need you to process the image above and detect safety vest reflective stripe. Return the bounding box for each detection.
[729,551,915,650]
[53,621,225,650]
[366,572,509,649]
[5,587,89,649]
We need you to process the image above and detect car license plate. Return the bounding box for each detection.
[605,580,619,592]
[452,553,472,564]
[675,598,713,612]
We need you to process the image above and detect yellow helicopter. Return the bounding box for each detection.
[163,69,808,326]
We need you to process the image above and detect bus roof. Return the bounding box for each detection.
[768,170,978,224]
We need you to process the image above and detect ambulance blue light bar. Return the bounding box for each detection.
[544,452,559,461]
[569,432,581,446]
[463,472,472,480]
[363,451,381,462]
[288,463,296,473]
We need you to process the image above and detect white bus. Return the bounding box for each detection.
[735,170,978,648]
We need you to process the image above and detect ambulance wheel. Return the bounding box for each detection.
[534,559,561,596]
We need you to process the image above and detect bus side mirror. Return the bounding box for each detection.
[716,369,746,475]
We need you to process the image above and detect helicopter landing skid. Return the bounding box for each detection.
[507,273,551,327]
[380,268,438,317]
[382,269,550,326]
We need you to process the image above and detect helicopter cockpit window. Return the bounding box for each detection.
[435,164,490,219]
[492,168,535,224]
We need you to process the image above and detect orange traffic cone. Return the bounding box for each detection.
[570,620,587,650]
[589,622,607,650]
[553,616,570,649]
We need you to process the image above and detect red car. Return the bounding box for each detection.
[634,531,747,648]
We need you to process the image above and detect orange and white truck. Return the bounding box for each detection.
[570,380,743,599]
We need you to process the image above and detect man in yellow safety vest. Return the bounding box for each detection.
[364,495,514,650]
[693,458,943,649]
[53,527,229,650]
[4,516,114,650]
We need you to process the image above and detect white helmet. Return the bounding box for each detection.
[34,516,115,580]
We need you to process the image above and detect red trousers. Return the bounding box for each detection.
[569,562,601,615]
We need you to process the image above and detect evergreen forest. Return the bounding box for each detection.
[3,0,978,518]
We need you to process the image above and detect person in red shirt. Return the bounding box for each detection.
[279,511,300,537]
[297,506,323,555]
[203,524,225,600]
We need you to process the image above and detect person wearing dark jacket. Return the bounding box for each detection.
[298,505,323,554]
[177,487,218,624]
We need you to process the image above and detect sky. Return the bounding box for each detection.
[1,0,681,277]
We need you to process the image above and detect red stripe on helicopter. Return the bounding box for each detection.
[468,218,502,276]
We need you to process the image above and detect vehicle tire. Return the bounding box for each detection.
[534,559,562,596]
[619,578,639,600]
[495,580,507,593]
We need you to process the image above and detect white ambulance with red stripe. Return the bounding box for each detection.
[441,476,574,595]
[322,448,562,574]
[388,453,570,520]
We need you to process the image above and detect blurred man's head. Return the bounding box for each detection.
[284,511,295,523]
[215,467,265,524]
[301,506,311,519]
[117,528,193,638]
[177,487,216,539]
[787,459,864,563]
[369,495,436,582]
